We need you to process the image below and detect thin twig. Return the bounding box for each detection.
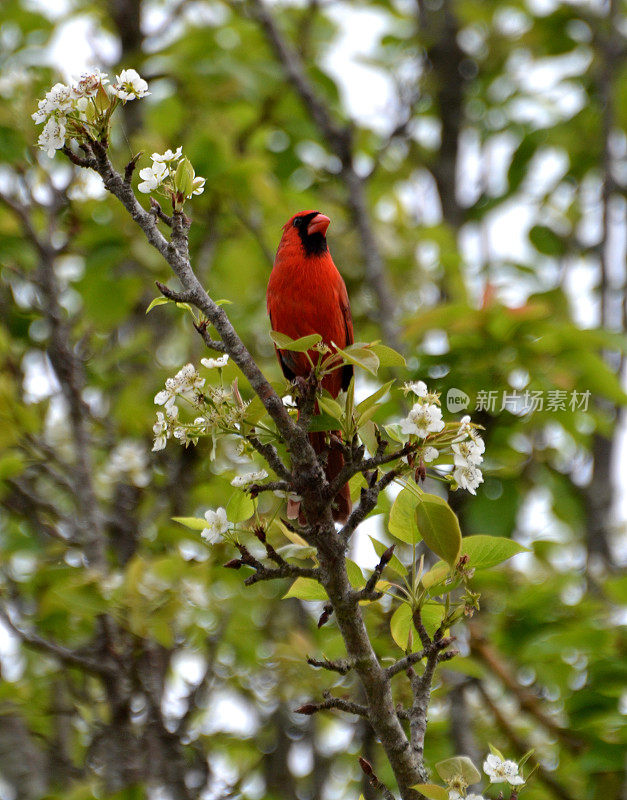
[307,655,353,674]
[0,605,114,678]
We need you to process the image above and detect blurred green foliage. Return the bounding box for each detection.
[0,0,624,798]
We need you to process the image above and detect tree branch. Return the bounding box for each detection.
[359,757,398,800]
[295,693,369,719]
[339,468,401,544]
[0,605,115,678]
[307,655,353,674]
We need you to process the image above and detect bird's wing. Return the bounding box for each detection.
[339,279,354,392]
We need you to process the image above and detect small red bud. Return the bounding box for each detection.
[294,704,316,715]
[317,605,333,628]
[358,757,373,775]
[223,559,242,570]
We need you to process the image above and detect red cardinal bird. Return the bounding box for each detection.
[267,210,353,523]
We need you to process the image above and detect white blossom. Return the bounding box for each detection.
[399,401,445,438]
[190,175,205,196]
[138,160,168,193]
[152,410,173,451]
[111,68,150,101]
[152,147,182,163]
[456,414,482,443]
[35,82,74,120]
[38,117,67,157]
[155,363,205,408]
[405,380,428,397]
[231,469,268,487]
[106,440,150,487]
[201,507,232,543]
[453,463,484,495]
[466,795,486,800]
[483,754,524,785]
[72,69,108,98]
[201,355,229,369]
[152,435,167,452]
[32,101,51,124]
[154,386,176,409]
[452,438,484,466]
[422,446,439,463]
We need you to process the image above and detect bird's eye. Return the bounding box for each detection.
[293,218,301,227]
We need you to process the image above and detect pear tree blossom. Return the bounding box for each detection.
[152,147,183,162]
[400,401,445,437]
[453,463,484,495]
[405,379,428,397]
[201,355,229,369]
[396,379,486,495]
[38,117,67,157]
[422,446,439,462]
[483,754,525,786]
[72,68,109,98]
[231,469,269,487]
[138,161,168,193]
[136,149,206,209]
[33,68,149,158]
[110,68,150,101]
[201,507,232,543]
[452,438,485,466]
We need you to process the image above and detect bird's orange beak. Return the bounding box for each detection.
[307,213,331,237]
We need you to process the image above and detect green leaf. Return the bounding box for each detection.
[371,343,406,367]
[518,749,535,769]
[411,784,448,800]
[421,562,450,590]
[175,302,195,317]
[276,543,317,560]
[489,743,505,761]
[356,380,394,417]
[346,559,365,588]
[318,395,344,420]
[146,296,170,314]
[419,603,446,636]
[334,344,380,375]
[415,494,462,567]
[283,578,327,601]
[226,491,254,523]
[390,602,413,650]
[384,423,405,443]
[435,756,481,785]
[369,536,406,577]
[460,535,528,570]
[359,420,379,455]
[309,412,341,432]
[270,330,322,351]
[356,404,379,427]
[172,516,207,531]
[389,485,422,544]
[529,224,566,256]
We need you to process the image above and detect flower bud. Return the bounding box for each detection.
[175,157,195,200]
[94,82,110,115]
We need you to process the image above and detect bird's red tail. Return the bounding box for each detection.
[308,430,351,523]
